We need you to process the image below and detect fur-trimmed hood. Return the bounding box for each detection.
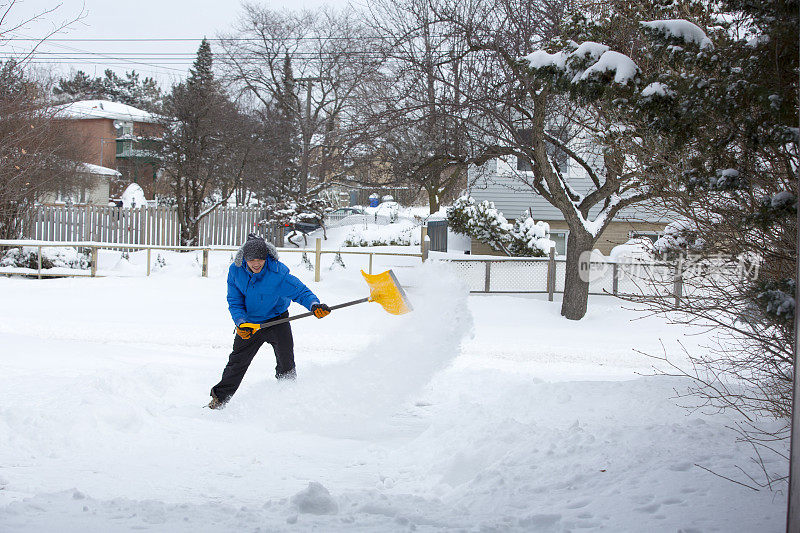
[233,235,279,267]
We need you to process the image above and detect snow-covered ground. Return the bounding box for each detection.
[0,236,787,531]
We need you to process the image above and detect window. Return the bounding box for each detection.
[549,230,568,255]
[629,231,662,245]
[114,120,133,137]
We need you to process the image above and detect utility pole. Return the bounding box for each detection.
[787,114,800,532]
[295,76,323,197]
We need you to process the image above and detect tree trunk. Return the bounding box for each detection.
[561,230,594,320]
[427,187,440,215]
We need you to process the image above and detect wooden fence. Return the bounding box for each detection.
[22,205,280,247]
[0,238,425,280]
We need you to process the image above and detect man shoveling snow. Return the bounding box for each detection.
[208,234,331,409]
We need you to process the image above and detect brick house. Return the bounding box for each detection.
[467,155,670,256]
[53,100,163,202]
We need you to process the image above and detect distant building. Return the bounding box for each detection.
[39,163,120,206]
[467,155,669,256]
[52,99,163,201]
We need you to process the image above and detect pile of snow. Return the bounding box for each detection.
[121,183,147,208]
[290,482,338,515]
[609,238,656,262]
[342,219,420,247]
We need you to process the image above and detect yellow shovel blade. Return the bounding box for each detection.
[361,269,413,315]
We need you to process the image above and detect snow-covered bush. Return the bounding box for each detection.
[0,246,91,270]
[510,218,554,257]
[446,196,553,257]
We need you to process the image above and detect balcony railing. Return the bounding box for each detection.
[115,138,160,162]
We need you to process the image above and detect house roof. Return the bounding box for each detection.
[468,157,671,224]
[78,162,121,177]
[53,99,158,124]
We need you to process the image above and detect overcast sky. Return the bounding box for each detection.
[3,0,350,87]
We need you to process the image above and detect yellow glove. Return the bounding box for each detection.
[311,303,331,318]
[235,323,260,339]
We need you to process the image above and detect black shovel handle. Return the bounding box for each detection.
[257,297,370,328]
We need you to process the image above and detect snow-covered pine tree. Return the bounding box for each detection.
[159,39,251,246]
[529,0,797,482]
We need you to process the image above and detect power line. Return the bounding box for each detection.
[1,36,406,42]
[6,32,189,73]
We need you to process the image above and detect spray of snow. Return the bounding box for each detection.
[225,261,474,436]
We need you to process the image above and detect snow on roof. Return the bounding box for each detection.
[53,99,159,123]
[78,162,121,176]
[640,19,713,49]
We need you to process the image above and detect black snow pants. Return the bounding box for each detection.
[210,311,295,403]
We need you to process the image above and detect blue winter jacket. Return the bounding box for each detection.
[226,244,319,326]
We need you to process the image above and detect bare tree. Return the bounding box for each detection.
[0,3,86,240]
[219,6,385,200]
[354,0,476,214]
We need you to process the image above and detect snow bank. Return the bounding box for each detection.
[609,238,656,261]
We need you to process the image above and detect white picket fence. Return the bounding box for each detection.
[23,205,273,246]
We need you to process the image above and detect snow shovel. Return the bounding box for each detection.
[237,269,412,334]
